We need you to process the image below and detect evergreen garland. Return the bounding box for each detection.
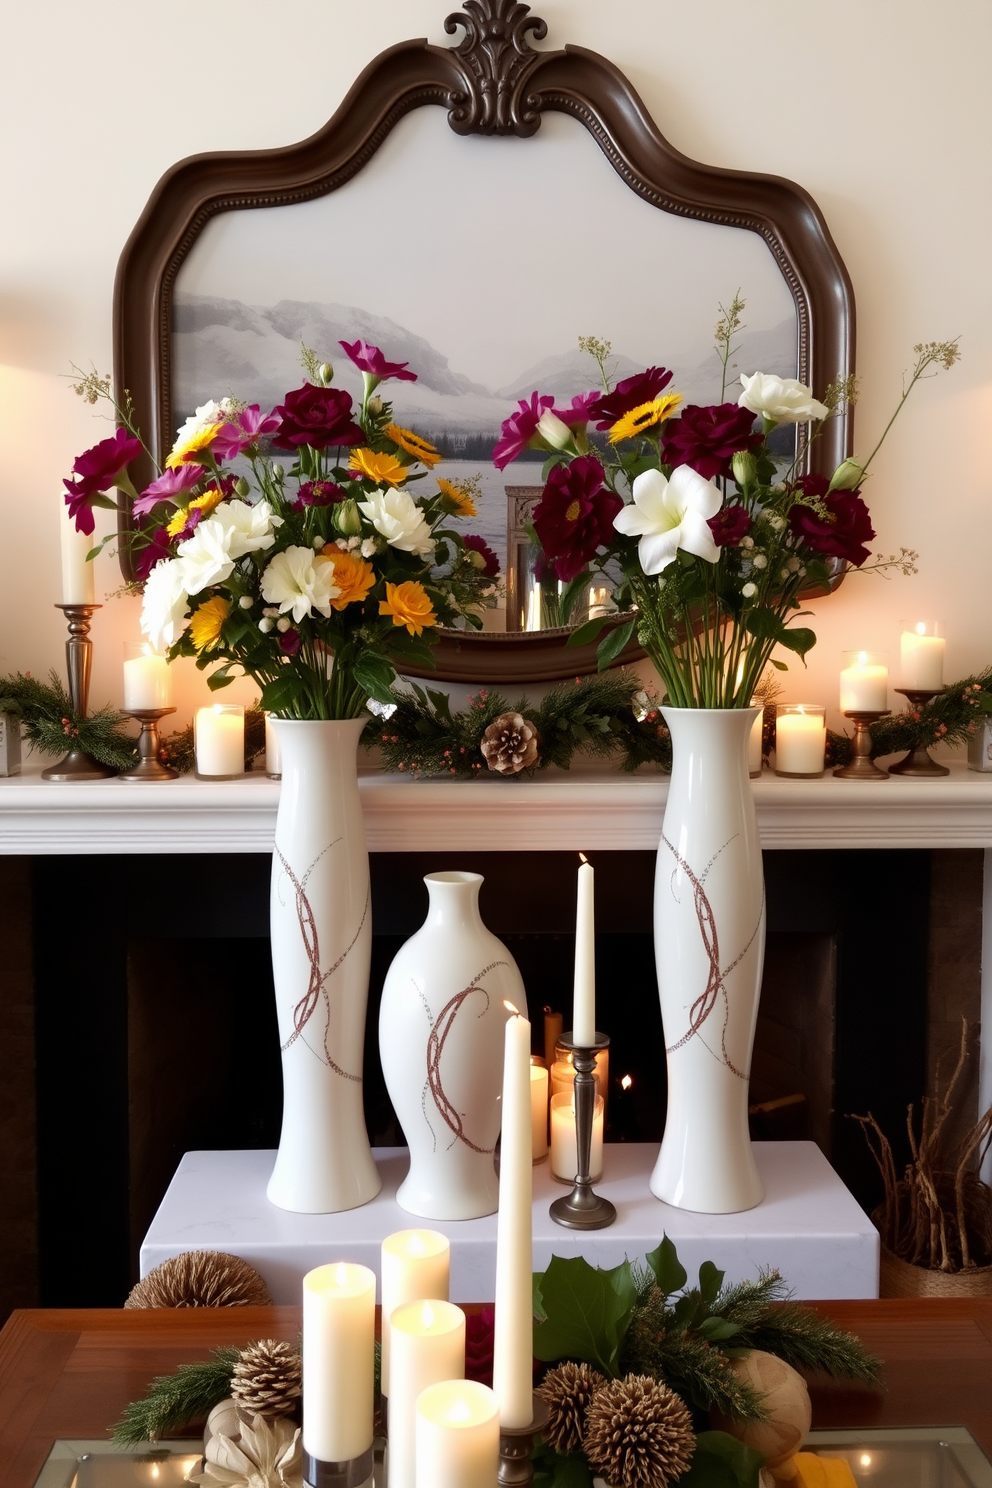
[826,669,992,767]
[111,1346,240,1445]
[0,671,136,771]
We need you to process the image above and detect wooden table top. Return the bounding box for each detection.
[2,1301,991,1488]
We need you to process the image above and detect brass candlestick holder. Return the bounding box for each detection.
[832,710,891,780]
[499,1395,550,1488]
[549,1032,616,1230]
[42,603,118,781]
[889,688,950,777]
[118,707,178,781]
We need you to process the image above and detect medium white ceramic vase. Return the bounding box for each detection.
[267,717,381,1214]
[379,871,527,1220]
[651,706,766,1214]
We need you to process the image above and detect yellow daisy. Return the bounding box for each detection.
[165,422,223,470]
[436,477,477,518]
[321,550,376,611]
[608,393,683,444]
[379,580,437,636]
[189,595,231,653]
[385,423,442,469]
[348,448,409,487]
[165,487,225,538]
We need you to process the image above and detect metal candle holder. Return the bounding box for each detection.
[118,707,179,781]
[832,709,891,780]
[41,603,118,781]
[889,688,950,777]
[549,1032,616,1230]
[499,1395,550,1488]
[302,1446,374,1488]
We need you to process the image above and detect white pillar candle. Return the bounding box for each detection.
[572,859,596,1045]
[550,1045,609,1108]
[748,701,763,776]
[194,704,245,777]
[388,1300,466,1488]
[492,1010,533,1429]
[530,1063,549,1162]
[900,624,945,690]
[416,1380,500,1488]
[774,706,826,777]
[302,1261,375,1466]
[264,713,283,776]
[549,1092,604,1183]
[839,652,887,712]
[59,502,95,604]
[380,1229,451,1399]
[123,645,173,710]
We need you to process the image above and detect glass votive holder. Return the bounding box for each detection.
[195,703,245,779]
[899,621,945,691]
[530,1060,549,1163]
[549,1091,604,1184]
[774,705,826,778]
[550,1040,609,1116]
[839,650,887,712]
[264,712,282,779]
[122,640,173,711]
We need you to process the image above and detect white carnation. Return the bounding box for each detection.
[139,559,189,651]
[261,546,340,622]
[738,373,829,423]
[213,498,281,558]
[357,489,435,558]
[177,517,236,594]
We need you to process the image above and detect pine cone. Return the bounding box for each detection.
[583,1374,695,1488]
[480,712,539,774]
[125,1250,272,1309]
[231,1339,303,1419]
[538,1361,607,1454]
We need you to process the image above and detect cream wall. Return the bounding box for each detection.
[2,1,990,737]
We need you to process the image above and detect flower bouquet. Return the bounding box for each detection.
[64,341,499,718]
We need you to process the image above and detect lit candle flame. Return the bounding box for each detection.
[503,1000,519,1014]
[447,1398,472,1424]
[860,1454,872,1468]
[916,621,926,635]
[421,1302,435,1328]
[579,852,588,864]
[333,1262,349,1287]
[857,650,868,666]
[621,1074,633,1091]
[408,1232,426,1256]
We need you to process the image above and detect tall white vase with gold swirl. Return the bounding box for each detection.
[651,706,766,1214]
[267,717,381,1214]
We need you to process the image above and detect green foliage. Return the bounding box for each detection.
[826,669,992,767]
[111,1347,239,1445]
[0,671,136,770]
[532,1256,637,1376]
[679,1432,764,1488]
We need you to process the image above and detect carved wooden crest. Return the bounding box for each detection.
[444,0,548,135]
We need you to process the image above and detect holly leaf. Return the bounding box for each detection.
[646,1235,687,1297]
[352,654,397,706]
[532,1256,637,1376]
[698,1260,725,1305]
[677,1431,764,1488]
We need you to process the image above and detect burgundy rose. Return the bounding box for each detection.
[662,402,764,481]
[493,391,555,470]
[788,473,875,566]
[63,427,143,535]
[270,385,365,451]
[133,527,173,582]
[133,462,204,518]
[339,339,417,384]
[465,1306,495,1387]
[532,455,622,582]
[587,367,673,430]
[211,405,280,460]
[278,628,302,656]
[707,504,753,547]
[463,534,499,578]
[291,479,349,512]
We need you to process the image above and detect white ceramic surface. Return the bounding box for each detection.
[379,871,526,1219]
[267,717,381,1213]
[652,707,766,1213]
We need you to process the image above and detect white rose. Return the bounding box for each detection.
[738,372,829,423]
[139,558,189,651]
[212,497,281,559]
[613,465,722,574]
[357,489,435,558]
[176,517,236,594]
[261,545,340,622]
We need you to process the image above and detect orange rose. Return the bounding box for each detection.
[321,549,376,611]
[379,580,437,636]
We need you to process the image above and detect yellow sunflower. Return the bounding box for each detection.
[379,580,437,636]
[348,448,408,487]
[385,423,442,469]
[189,595,231,653]
[165,487,225,538]
[436,477,477,518]
[321,550,376,611]
[165,422,223,470]
[608,392,683,444]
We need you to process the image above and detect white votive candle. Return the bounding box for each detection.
[900,623,945,690]
[550,1091,604,1183]
[123,644,173,710]
[264,713,283,777]
[839,651,887,712]
[530,1062,549,1162]
[388,1300,466,1488]
[416,1380,500,1488]
[194,704,245,777]
[572,858,596,1046]
[748,701,763,777]
[302,1261,375,1466]
[59,502,95,604]
[492,1011,533,1429]
[775,705,826,778]
[380,1229,451,1399]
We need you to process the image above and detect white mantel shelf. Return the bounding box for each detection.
[2,760,992,854]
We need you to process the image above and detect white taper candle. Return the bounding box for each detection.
[572,859,596,1045]
[492,1010,534,1428]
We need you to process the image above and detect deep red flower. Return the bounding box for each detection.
[493,391,555,470]
[211,405,280,460]
[62,427,143,534]
[278,628,302,656]
[339,339,418,383]
[463,534,499,578]
[133,462,204,518]
[587,367,673,430]
[291,479,349,512]
[532,455,622,582]
[465,1306,495,1387]
[707,504,753,547]
[270,385,365,451]
[662,402,764,481]
[788,473,875,566]
[133,527,173,582]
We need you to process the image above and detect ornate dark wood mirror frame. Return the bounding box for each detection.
[114,0,855,683]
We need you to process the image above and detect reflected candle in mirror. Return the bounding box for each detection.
[900,623,945,690]
[194,704,245,778]
[774,705,826,778]
[839,651,887,711]
[549,1091,604,1182]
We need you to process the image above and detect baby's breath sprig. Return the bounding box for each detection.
[859,337,961,478]
[859,547,920,578]
[66,363,146,452]
[578,334,616,392]
[714,289,746,401]
[299,341,324,384]
[822,372,860,414]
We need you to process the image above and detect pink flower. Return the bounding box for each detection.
[587,367,673,430]
[492,391,555,470]
[63,427,143,534]
[211,405,280,460]
[552,391,600,428]
[133,463,204,517]
[132,527,173,582]
[339,340,417,384]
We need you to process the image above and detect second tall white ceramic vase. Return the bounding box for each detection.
[267,717,381,1214]
[651,707,766,1214]
[379,871,527,1220]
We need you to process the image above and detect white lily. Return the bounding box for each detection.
[261,545,340,621]
[613,465,722,574]
[357,488,435,558]
[213,498,282,559]
[139,558,189,651]
[738,372,829,423]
